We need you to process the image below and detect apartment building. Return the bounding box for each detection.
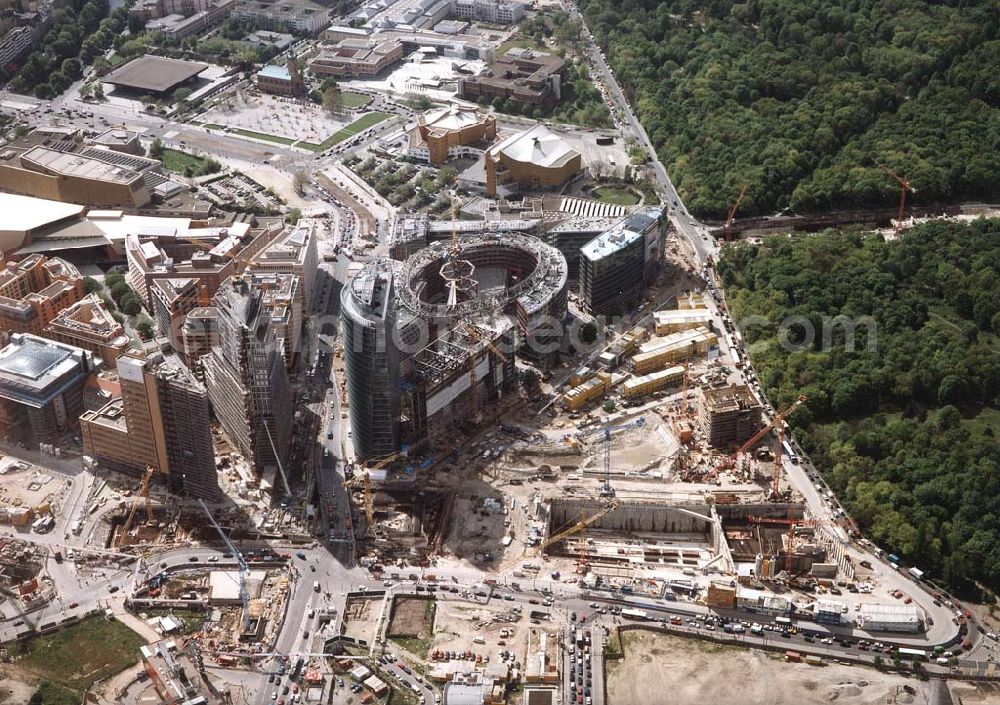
[42,294,130,369]
[0,254,85,337]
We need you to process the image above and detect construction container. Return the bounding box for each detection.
[631,328,717,374]
[563,373,612,411]
[652,308,714,335]
[785,651,801,663]
[804,655,824,666]
[622,365,685,399]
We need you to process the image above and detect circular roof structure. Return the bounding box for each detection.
[397,232,567,322]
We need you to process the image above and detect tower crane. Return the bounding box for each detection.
[722,184,748,239]
[198,500,250,630]
[581,416,646,495]
[116,466,155,548]
[344,450,405,533]
[747,515,821,574]
[875,162,914,232]
[704,395,807,482]
[498,498,619,574]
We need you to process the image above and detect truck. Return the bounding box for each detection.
[53,550,63,563]
[71,520,82,535]
[313,581,320,592]
[908,567,925,581]
[887,553,901,564]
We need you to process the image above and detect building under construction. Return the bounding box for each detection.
[699,384,763,449]
[342,232,568,462]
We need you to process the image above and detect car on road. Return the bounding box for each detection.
[188,556,199,562]
[296,552,306,560]
[109,585,120,594]
[69,602,79,608]
[208,556,219,563]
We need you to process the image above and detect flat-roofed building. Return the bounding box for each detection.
[233,0,328,35]
[151,277,210,350]
[653,308,714,335]
[101,55,208,96]
[0,27,34,73]
[89,128,143,156]
[43,294,130,369]
[579,223,644,316]
[80,350,219,498]
[0,254,85,337]
[699,384,762,449]
[125,219,279,309]
[454,0,524,25]
[179,306,218,371]
[256,63,304,95]
[311,37,404,78]
[459,48,565,110]
[250,272,301,369]
[0,334,99,444]
[249,220,317,309]
[484,123,580,198]
[0,145,151,208]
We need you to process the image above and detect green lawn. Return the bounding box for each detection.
[225,127,297,145]
[339,90,372,109]
[593,185,640,206]
[27,681,79,705]
[301,111,394,152]
[160,148,207,174]
[15,617,146,693]
[388,635,433,660]
[497,37,547,57]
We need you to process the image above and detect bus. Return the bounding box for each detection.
[775,616,792,626]
[621,609,649,621]
[897,647,927,661]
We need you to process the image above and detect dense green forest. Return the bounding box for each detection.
[577,0,1000,219]
[719,219,1000,594]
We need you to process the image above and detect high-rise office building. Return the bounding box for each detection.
[202,277,292,476]
[340,260,400,461]
[80,350,219,499]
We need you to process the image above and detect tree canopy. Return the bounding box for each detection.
[720,219,1000,594]
[577,0,1000,219]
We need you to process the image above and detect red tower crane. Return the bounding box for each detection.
[705,395,807,481]
[875,162,914,232]
[722,184,748,239]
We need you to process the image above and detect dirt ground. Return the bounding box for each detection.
[606,631,928,705]
[342,596,382,643]
[388,596,434,638]
[0,676,35,705]
[950,682,1000,703]
[430,600,527,661]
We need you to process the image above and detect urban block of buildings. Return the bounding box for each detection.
[310,37,404,78]
[232,0,329,35]
[0,253,84,338]
[459,49,566,110]
[43,294,130,369]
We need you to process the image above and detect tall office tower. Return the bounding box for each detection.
[80,350,220,499]
[202,276,292,476]
[340,260,400,461]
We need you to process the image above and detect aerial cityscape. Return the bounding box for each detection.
[0,0,997,703]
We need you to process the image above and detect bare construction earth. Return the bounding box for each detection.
[388,596,434,638]
[607,631,928,705]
